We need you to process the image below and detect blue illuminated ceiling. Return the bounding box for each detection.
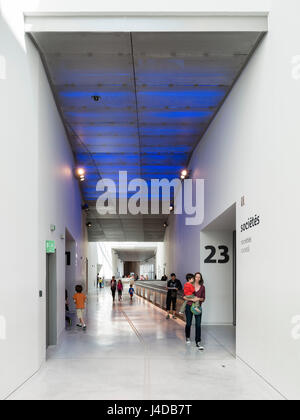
[31,32,263,241]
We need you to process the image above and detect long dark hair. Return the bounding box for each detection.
[194,272,204,286]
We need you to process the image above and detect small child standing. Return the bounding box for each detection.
[129,285,135,301]
[179,277,201,315]
[73,285,87,330]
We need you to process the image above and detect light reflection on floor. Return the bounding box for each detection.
[8,288,283,400]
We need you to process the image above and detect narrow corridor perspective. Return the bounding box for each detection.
[8,287,282,401]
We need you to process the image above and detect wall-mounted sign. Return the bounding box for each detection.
[204,245,230,264]
[46,240,55,254]
[240,215,260,233]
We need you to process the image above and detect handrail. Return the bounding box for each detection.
[135,281,185,321]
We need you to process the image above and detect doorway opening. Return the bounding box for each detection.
[65,229,76,329]
[200,203,237,355]
[46,252,57,348]
[124,261,140,278]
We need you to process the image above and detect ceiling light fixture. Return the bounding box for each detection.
[75,167,86,182]
[163,222,168,228]
[77,168,85,176]
[92,95,101,102]
[86,222,92,228]
[180,169,189,180]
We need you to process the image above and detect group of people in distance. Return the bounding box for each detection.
[165,272,205,351]
[110,276,135,303]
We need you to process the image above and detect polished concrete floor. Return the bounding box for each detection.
[8,288,283,400]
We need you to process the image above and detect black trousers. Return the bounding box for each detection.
[111,289,116,300]
[166,294,177,311]
[185,306,202,343]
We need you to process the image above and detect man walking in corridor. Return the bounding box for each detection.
[111,276,117,302]
[166,273,182,320]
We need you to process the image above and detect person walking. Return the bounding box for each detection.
[129,285,135,302]
[184,272,206,350]
[117,279,123,302]
[111,276,117,302]
[166,273,182,320]
[73,285,87,331]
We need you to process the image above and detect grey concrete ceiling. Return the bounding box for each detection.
[30,31,263,242]
[113,247,156,262]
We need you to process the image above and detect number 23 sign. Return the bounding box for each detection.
[204,246,230,264]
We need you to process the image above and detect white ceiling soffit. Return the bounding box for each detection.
[113,247,157,262]
[24,13,268,33]
[203,203,236,231]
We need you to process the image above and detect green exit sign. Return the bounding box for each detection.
[46,240,55,254]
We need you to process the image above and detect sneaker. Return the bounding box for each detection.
[166,314,170,319]
[186,338,191,345]
[83,325,87,331]
[196,342,204,350]
[76,324,82,328]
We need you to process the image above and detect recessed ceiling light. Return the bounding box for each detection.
[76,168,85,177]
[181,169,188,178]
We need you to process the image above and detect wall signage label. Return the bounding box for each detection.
[240,214,261,254]
[204,246,230,264]
[46,240,55,254]
[240,215,260,233]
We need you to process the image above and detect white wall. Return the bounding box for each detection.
[88,242,98,291]
[97,243,114,280]
[165,215,202,281]
[140,258,155,279]
[164,0,300,400]
[117,258,124,278]
[0,1,87,400]
[200,231,233,325]
[155,242,165,279]
[21,0,270,14]
[112,250,124,278]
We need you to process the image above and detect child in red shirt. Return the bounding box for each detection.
[184,282,195,296]
[179,278,201,315]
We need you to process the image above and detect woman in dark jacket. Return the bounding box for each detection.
[111,276,117,302]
